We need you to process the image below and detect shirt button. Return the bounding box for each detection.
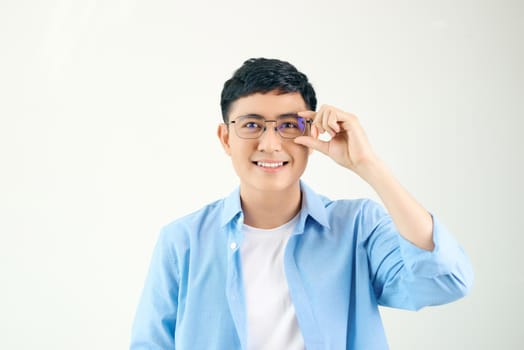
[230,242,237,250]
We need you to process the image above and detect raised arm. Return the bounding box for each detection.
[295,105,433,250]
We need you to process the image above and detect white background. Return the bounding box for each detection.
[1,0,522,349]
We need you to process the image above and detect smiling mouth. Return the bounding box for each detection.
[253,161,289,168]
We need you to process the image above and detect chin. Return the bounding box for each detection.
[245,177,300,194]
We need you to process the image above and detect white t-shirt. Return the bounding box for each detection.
[240,214,305,350]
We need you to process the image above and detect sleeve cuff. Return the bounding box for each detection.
[397,213,469,277]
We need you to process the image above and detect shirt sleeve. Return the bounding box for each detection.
[362,199,474,311]
[130,228,179,349]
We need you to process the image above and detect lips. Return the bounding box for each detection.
[253,161,289,168]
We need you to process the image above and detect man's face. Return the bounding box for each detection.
[218,90,313,194]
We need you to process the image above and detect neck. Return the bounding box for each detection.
[240,182,302,229]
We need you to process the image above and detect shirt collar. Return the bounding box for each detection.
[297,180,331,231]
[221,186,243,228]
[220,180,331,230]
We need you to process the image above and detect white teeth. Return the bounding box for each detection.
[257,161,284,168]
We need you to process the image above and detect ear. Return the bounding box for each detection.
[308,124,319,155]
[217,123,232,156]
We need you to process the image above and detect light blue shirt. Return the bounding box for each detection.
[130,182,473,349]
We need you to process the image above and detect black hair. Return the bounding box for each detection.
[220,58,317,122]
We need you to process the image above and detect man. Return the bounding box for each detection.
[130,58,473,349]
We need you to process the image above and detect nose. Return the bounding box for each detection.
[257,123,282,152]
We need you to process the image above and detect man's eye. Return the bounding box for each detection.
[280,122,298,129]
[244,122,261,129]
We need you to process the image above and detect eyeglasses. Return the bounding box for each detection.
[227,114,312,139]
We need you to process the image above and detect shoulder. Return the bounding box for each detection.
[159,197,226,244]
[301,182,387,227]
[321,196,391,240]
[324,196,385,217]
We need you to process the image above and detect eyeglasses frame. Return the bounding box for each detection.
[226,114,313,139]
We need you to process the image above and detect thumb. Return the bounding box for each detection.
[294,136,329,155]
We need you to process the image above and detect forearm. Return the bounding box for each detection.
[356,158,435,251]
[295,106,437,251]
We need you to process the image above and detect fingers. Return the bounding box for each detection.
[315,105,345,136]
[298,105,358,137]
[326,109,341,135]
[322,108,332,136]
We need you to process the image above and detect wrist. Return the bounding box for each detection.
[354,157,391,186]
